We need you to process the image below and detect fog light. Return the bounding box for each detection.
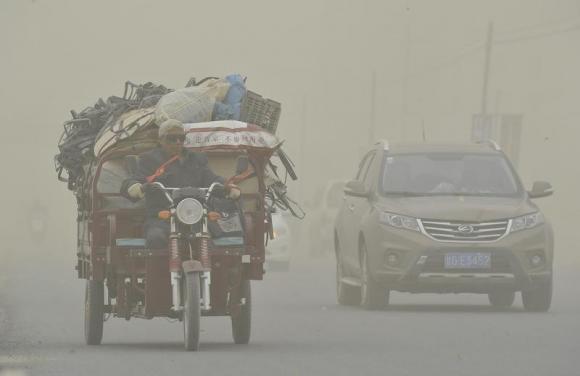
[386,253,400,266]
[530,254,544,267]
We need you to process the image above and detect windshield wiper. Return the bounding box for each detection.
[423,192,516,197]
[384,191,517,197]
[384,191,430,197]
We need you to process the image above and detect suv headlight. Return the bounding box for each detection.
[379,212,420,232]
[510,212,544,233]
[176,198,204,225]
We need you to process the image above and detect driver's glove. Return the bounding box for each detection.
[226,184,241,200]
[128,183,145,199]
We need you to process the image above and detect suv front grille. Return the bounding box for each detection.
[420,219,510,242]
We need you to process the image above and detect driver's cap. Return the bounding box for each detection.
[158,119,185,138]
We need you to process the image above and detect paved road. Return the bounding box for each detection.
[1,251,579,376]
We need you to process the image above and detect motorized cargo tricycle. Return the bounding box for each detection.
[76,120,281,350]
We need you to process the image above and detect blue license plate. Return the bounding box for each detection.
[444,252,491,269]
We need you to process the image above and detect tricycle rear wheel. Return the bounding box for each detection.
[183,272,201,351]
[231,280,251,344]
[84,280,104,345]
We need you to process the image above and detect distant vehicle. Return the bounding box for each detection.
[334,140,554,312]
[265,210,292,271]
[27,201,48,243]
[305,180,345,256]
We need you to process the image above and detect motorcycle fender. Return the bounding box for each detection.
[182,260,207,274]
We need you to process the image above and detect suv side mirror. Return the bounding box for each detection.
[528,181,553,199]
[344,180,369,198]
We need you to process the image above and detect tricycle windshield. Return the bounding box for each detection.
[97,158,144,210]
[97,159,129,194]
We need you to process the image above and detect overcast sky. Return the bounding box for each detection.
[1,0,578,263]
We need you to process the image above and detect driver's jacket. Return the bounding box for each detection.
[122,148,225,218]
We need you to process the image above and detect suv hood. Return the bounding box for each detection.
[377,195,537,222]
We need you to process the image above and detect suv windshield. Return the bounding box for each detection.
[380,153,521,197]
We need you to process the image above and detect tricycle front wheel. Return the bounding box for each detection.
[231,280,251,344]
[84,280,104,345]
[183,272,201,351]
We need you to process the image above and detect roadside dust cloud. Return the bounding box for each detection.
[0,2,579,375]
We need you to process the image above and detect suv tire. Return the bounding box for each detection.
[522,276,552,312]
[336,241,361,306]
[360,241,388,310]
[488,291,515,308]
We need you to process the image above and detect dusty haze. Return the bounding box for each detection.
[1,1,579,265]
[0,0,579,374]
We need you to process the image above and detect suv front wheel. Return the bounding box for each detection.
[522,276,552,312]
[335,239,361,306]
[360,241,388,310]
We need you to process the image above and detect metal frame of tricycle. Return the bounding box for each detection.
[76,138,272,320]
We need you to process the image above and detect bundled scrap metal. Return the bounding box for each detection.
[55,81,171,191]
[54,75,302,218]
[264,150,305,219]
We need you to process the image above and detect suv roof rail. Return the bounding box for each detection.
[476,139,501,151]
[375,139,390,150]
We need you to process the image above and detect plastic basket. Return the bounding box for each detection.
[240,91,281,134]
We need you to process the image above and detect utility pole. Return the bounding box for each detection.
[481,22,494,115]
[402,3,412,142]
[299,96,307,200]
[369,70,376,145]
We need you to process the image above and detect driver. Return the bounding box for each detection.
[122,119,241,248]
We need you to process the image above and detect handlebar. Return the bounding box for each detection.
[144,182,175,203]
[144,181,226,203]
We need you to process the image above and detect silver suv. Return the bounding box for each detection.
[334,141,554,311]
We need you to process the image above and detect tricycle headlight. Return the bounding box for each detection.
[510,212,544,233]
[379,212,420,232]
[176,198,203,225]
